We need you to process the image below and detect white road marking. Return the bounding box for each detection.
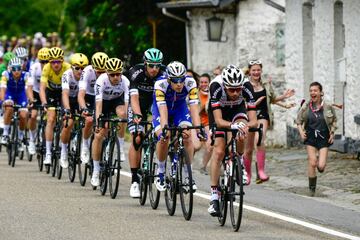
[120,171,360,240]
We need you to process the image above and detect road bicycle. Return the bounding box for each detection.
[97,115,127,199]
[211,123,263,231]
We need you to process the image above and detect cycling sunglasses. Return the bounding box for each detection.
[94,68,105,74]
[109,73,121,77]
[226,87,242,93]
[248,60,262,66]
[50,60,62,65]
[40,60,49,64]
[11,66,22,72]
[147,63,161,69]
[169,77,186,83]
[72,66,84,71]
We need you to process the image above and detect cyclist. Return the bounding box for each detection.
[26,47,50,154]
[60,53,89,168]
[15,47,31,72]
[126,48,165,198]
[78,52,109,164]
[91,58,129,187]
[39,47,71,165]
[152,61,205,192]
[206,65,257,217]
[0,58,29,147]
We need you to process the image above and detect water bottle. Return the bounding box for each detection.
[105,142,110,161]
[172,153,178,178]
[143,146,149,171]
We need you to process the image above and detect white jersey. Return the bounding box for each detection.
[61,69,79,98]
[27,62,42,92]
[79,65,97,96]
[95,73,129,102]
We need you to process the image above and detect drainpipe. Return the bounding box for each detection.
[162,8,192,68]
[263,0,285,12]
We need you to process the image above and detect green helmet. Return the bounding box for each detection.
[3,52,16,64]
[143,48,163,63]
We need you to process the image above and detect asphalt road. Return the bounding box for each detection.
[0,148,358,240]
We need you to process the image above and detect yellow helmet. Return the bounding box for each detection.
[49,47,64,60]
[105,58,123,72]
[91,52,108,70]
[37,47,50,61]
[70,53,89,67]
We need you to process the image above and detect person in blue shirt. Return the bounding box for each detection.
[152,61,206,192]
[0,57,29,146]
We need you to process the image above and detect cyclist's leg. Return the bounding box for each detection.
[116,101,127,161]
[201,125,213,174]
[60,117,74,168]
[2,98,14,140]
[91,127,107,186]
[17,93,28,142]
[28,91,40,146]
[81,94,95,163]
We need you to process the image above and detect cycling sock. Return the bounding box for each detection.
[131,168,139,183]
[93,160,100,173]
[18,128,24,140]
[118,137,124,147]
[210,186,219,201]
[158,161,165,173]
[3,125,10,136]
[46,141,52,155]
[61,142,68,154]
[29,130,36,141]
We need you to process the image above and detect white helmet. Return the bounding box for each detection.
[15,47,28,59]
[34,32,43,39]
[221,64,245,88]
[9,57,23,67]
[166,61,186,81]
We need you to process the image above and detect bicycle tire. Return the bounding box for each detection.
[179,150,193,220]
[7,143,12,166]
[164,152,177,216]
[36,125,45,172]
[139,144,149,205]
[11,123,18,167]
[229,155,244,232]
[109,138,121,199]
[218,175,228,226]
[99,142,108,195]
[148,145,160,209]
[68,132,79,183]
[79,134,92,186]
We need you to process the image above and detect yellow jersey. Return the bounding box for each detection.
[40,62,71,91]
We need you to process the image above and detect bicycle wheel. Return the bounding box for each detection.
[68,134,78,182]
[139,144,149,206]
[99,143,108,195]
[11,124,18,167]
[179,151,193,220]
[148,145,160,209]
[36,125,45,172]
[229,155,244,232]
[164,153,177,216]
[218,175,228,226]
[109,138,121,199]
[79,134,91,186]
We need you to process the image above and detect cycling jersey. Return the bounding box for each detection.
[208,75,256,135]
[152,75,198,131]
[1,70,29,107]
[40,62,71,91]
[125,63,165,133]
[28,62,42,93]
[95,73,129,102]
[61,68,79,98]
[153,75,198,109]
[79,65,97,96]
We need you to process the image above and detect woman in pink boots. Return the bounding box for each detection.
[244,60,295,185]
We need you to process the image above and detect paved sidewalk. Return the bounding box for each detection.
[193,146,360,213]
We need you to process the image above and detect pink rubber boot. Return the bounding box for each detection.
[243,155,251,185]
[256,150,269,182]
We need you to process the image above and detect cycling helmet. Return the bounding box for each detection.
[49,47,64,60]
[37,47,50,61]
[105,58,123,72]
[3,52,16,64]
[9,57,23,68]
[221,65,245,88]
[166,61,186,81]
[70,53,89,67]
[91,52,109,70]
[143,48,163,63]
[15,47,28,59]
